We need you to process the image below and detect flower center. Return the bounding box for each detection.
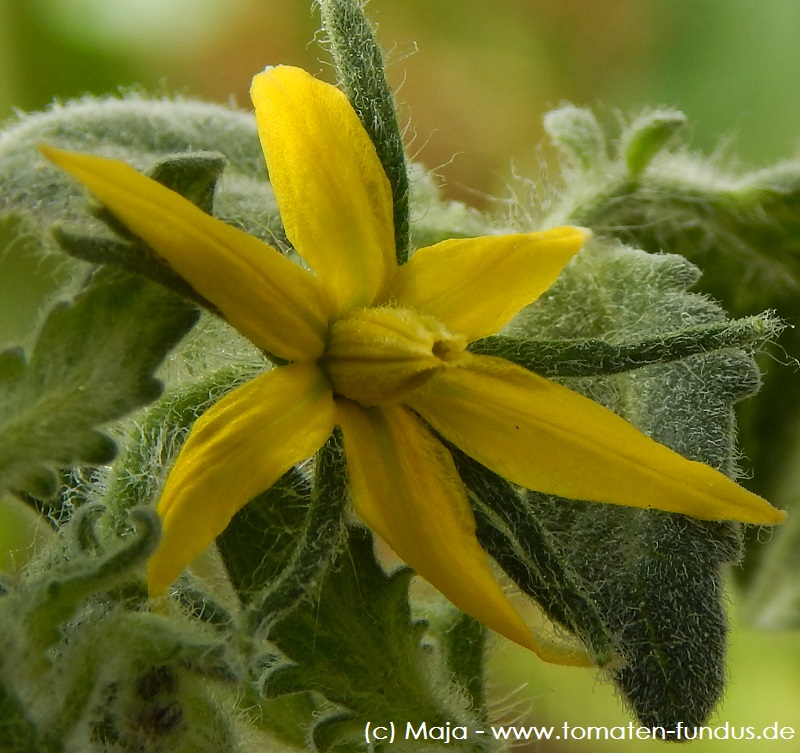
[321,306,466,405]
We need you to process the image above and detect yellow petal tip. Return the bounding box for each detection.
[525,630,596,668]
[554,224,592,247]
[761,505,788,526]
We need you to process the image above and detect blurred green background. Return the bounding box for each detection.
[2,1,799,749]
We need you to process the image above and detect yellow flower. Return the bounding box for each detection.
[41,66,785,665]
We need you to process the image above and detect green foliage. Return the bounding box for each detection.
[100,364,255,530]
[0,507,240,753]
[544,105,800,317]
[621,110,687,177]
[261,528,480,752]
[542,106,607,173]
[23,506,158,650]
[0,267,196,498]
[471,313,780,378]
[441,615,487,722]
[0,0,798,749]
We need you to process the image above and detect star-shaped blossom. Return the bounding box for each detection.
[41,66,784,664]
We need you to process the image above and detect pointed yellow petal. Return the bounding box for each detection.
[336,399,588,663]
[388,227,588,341]
[407,354,786,525]
[147,364,335,595]
[251,66,396,313]
[40,144,329,361]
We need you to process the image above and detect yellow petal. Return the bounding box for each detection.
[148,364,336,595]
[335,400,589,664]
[407,353,786,525]
[40,144,329,361]
[388,227,589,341]
[251,66,396,313]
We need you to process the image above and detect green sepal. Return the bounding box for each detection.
[0,267,197,498]
[453,447,614,665]
[218,467,310,602]
[318,0,411,263]
[261,529,471,750]
[146,151,225,214]
[539,107,800,507]
[101,364,253,531]
[54,225,179,293]
[214,431,348,634]
[472,313,780,378]
[176,585,235,632]
[621,109,687,177]
[92,152,224,239]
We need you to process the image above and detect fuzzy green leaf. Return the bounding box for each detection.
[456,448,615,665]
[263,529,476,751]
[543,105,608,173]
[0,92,475,277]
[0,267,197,496]
[24,507,160,650]
[441,615,488,721]
[621,109,687,177]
